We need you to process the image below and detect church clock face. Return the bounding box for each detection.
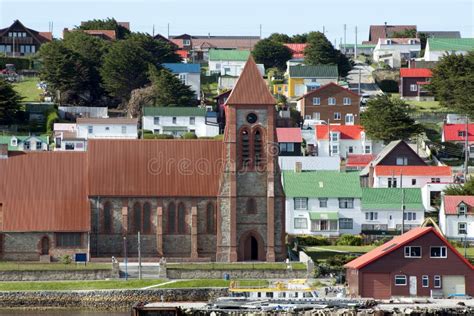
[246,113,258,124]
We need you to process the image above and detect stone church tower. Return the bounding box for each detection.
[216,57,285,262]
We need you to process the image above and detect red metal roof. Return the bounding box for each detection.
[88,139,224,197]
[345,227,474,270]
[443,195,474,215]
[284,43,307,58]
[276,128,302,143]
[0,152,89,232]
[375,165,452,177]
[443,123,474,141]
[176,50,189,59]
[226,56,276,106]
[346,154,374,168]
[400,68,432,78]
[315,125,364,140]
[298,82,360,100]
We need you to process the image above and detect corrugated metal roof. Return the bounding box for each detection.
[143,107,207,117]
[88,139,224,197]
[284,43,307,58]
[400,68,432,78]
[443,195,474,215]
[0,152,89,232]
[362,188,424,210]
[76,118,138,125]
[163,63,201,73]
[276,128,302,143]
[226,57,276,106]
[346,154,374,168]
[208,49,250,61]
[443,123,474,141]
[365,25,417,44]
[282,171,362,198]
[315,125,364,140]
[428,38,474,51]
[289,65,338,78]
[375,165,452,177]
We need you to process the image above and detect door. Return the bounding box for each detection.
[40,236,50,255]
[388,214,395,229]
[250,236,258,261]
[362,273,391,299]
[409,276,417,296]
[442,276,465,296]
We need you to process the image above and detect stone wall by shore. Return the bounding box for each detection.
[0,269,119,281]
[166,268,308,280]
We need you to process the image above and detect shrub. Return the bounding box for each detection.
[372,237,392,246]
[182,132,197,139]
[449,240,464,248]
[336,234,363,246]
[296,235,331,247]
[45,109,59,134]
[144,133,174,139]
[0,57,31,70]
[326,254,357,270]
[60,255,72,265]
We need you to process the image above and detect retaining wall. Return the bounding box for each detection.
[0,269,119,281]
[166,268,308,279]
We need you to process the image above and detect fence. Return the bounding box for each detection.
[410,112,449,123]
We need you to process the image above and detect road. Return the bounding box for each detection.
[346,62,382,96]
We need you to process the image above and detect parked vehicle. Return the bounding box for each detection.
[302,119,327,130]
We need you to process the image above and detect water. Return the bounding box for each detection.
[0,311,128,316]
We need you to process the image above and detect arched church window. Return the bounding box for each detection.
[178,203,186,234]
[168,202,176,234]
[254,129,263,166]
[143,202,152,234]
[133,202,141,233]
[240,128,250,167]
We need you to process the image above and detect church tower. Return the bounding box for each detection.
[217,57,285,262]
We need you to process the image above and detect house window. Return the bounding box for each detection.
[386,39,392,45]
[183,39,191,46]
[458,203,467,215]
[168,202,176,234]
[294,198,308,210]
[339,198,354,209]
[348,146,354,154]
[434,275,441,288]
[178,73,186,84]
[458,222,467,235]
[10,138,17,146]
[24,141,30,150]
[404,246,422,258]
[328,97,336,105]
[294,218,308,229]
[312,97,320,105]
[394,275,407,286]
[334,112,341,120]
[388,177,398,188]
[422,275,429,287]
[339,218,353,229]
[247,198,257,214]
[88,126,93,134]
[154,117,160,125]
[412,179,416,185]
[36,141,42,150]
[105,127,110,131]
[55,233,81,248]
[410,84,418,92]
[458,131,466,137]
[343,97,351,105]
[189,117,195,125]
[279,143,295,153]
[177,203,186,234]
[330,132,339,142]
[345,114,354,125]
[103,202,113,234]
[172,117,177,124]
[65,143,75,150]
[121,126,127,134]
[365,212,378,221]
[331,145,339,155]
[206,202,216,234]
[312,112,320,120]
[319,198,328,208]
[396,157,408,165]
[364,145,371,154]
[403,212,417,221]
[431,178,441,183]
[430,246,447,258]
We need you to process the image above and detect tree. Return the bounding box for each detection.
[291,33,308,43]
[444,177,474,195]
[360,95,422,143]
[428,52,474,118]
[77,18,130,40]
[392,29,417,38]
[0,79,22,124]
[127,33,181,64]
[252,39,292,70]
[304,31,351,77]
[147,67,196,107]
[267,33,292,43]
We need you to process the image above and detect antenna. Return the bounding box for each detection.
[259,24,262,39]
[343,24,347,54]
[167,23,170,39]
[152,24,155,37]
[354,26,358,59]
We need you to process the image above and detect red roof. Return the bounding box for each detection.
[346,154,374,168]
[364,25,417,44]
[443,124,474,142]
[276,128,302,143]
[298,82,360,100]
[176,50,189,59]
[345,227,474,270]
[443,195,474,215]
[38,31,53,41]
[400,68,432,78]
[315,125,364,140]
[284,43,307,58]
[375,165,452,177]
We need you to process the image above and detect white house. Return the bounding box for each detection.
[76,118,138,140]
[362,188,425,234]
[314,124,384,158]
[163,63,201,100]
[142,107,219,138]
[208,49,264,77]
[0,135,49,151]
[53,123,86,151]
[439,195,474,241]
[372,165,453,188]
[373,38,421,68]
[424,38,474,62]
[282,170,363,237]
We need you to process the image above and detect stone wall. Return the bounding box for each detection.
[0,268,119,281]
[166,268,308,280]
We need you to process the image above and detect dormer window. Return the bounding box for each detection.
[10,138,17,146]
[458,131,466,137]
[409,39,416,45]
[386,39,392,45]
[183,39,191,46]
[458,203,467,215]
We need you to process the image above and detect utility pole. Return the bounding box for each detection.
[167,23,170,39]
[123,236,128,281]
[354,26,358,59]
[464,116,469,181]
[152,24,155,37]
[138,231,142,280]
[323,26,325,35]
[343,24,347,55]
[259,24,262,39]
[358,68,361,95]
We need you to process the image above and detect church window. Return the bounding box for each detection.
[103,201,113,234]
[178,203,187,234]
[168,202,176,234]
[143,202,152,234]
[206,202,215,234]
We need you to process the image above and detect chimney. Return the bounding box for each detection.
[384,22,388,38]
[368,163,375,188]
[0,144,7,159]
[294,161,302,173]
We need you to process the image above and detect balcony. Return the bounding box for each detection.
[1,36,34,44]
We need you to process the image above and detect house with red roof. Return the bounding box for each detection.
[276,128,302,156]
[346,154,374,170]
[399,68,433,100]
[313,124,384,158]
[363,24,417,45]
[373,165,453,188]
[0,20,52,56]
[439,195,474,241]
[442,123,474,156]
[284,43,306,59]
[345,227,474,299]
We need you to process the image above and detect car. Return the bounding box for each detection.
[302,119,327,130]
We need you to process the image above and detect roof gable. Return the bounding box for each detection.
[443,195,474,215]
[226,57,276,106]
[367,25,417,44]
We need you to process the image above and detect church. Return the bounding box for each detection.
[0,57,286,262]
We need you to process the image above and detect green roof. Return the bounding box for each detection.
[143,107,207,117]
[427,38,474,52]
[340,44,376,49]
[288,65,338,78]
[362,188,424,210]
[208,49,251,61]
[309,212,339,220]
[282,171,362,198]
[0,135,49,151]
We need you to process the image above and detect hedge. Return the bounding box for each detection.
[0,57,32,71]
[296,235,331,246]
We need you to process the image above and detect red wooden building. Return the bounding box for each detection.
[345,227,474,299]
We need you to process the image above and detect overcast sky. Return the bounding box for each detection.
[1,0,473,45]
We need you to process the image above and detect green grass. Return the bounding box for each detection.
[305,245,377,253]
[0,279,164,291]
[12,77,42,102]
[391,93,445,113]
[166,262,306,270]
[0,262,112,271]
[158,279,268,289]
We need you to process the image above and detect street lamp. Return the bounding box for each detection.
[123,236,128,281]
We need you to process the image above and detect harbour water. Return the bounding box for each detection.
[0,311,128,316]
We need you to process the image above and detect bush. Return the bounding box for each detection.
[0,57,31,70]
[45,109,59,134]
[296,235,331,247]
[143,133,174,139]
[449,240,464,248]
[326,254,357,270]
[182,132,197,139]
[60,255,72,265]
[372,237,392,246]
[336,234,363,246]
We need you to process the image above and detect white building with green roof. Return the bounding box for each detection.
[424,38,474,61]
[282,170,363,236]
[208,49,264,76]
[142,107,219,137]
[0,135,49,151]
